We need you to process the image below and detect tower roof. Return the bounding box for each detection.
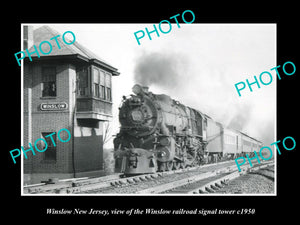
[26,25,119,75]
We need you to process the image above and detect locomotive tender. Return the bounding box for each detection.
[114,84,262,174]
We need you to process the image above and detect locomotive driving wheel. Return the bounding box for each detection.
[173,160,181,170]
[166,161,173,171]
[179,161,186,169]
[185,150,197,167]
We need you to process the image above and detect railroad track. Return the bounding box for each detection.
[23,173,122,194]
[155,162,274,194]
[77,160,239,194]
[82,161,274,194]
[23,160,274,194]
[24,160,235,194]
[248,164,275,180]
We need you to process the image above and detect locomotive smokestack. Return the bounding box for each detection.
[132,84,149,96]
[142,86,149,93]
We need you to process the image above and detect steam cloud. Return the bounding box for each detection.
[134,52,188,89]
[133,51,275,146]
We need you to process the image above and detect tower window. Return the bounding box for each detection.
[42,67,56,97]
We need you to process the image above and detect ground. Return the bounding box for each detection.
[215,171,274,194]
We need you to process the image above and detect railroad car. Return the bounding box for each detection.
[222,127,242,159]
[114,84,261,175]
[205,118,223,162]
[240,133,262,157]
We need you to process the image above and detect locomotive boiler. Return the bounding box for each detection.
[114,84,262,175]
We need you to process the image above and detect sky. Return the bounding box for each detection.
[29,23,276,148]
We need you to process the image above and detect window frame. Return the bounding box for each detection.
[41,67,57,98]
[105,72,112,101]
[92,66,112,102]
[77,66,89,96]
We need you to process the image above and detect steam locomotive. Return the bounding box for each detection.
[114,84,262,175]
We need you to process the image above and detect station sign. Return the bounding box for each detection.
[40,102,68,111]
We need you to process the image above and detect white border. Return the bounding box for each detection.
[20,23,277,196]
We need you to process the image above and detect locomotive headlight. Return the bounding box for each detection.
[159,137,170,146]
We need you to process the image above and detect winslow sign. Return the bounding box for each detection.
[40,102,68,111]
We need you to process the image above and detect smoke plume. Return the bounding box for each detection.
[133,51,275,146]
[134,52,188,89]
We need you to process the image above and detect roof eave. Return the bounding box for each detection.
[24,54,89,64]
[24,54,120,76]
[90,58,119,75]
